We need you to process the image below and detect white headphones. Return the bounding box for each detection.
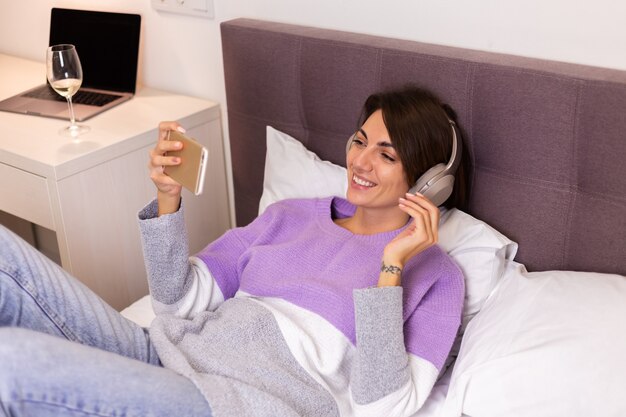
[347,120,462,207]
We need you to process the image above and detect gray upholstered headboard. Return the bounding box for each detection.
[220,18,626,276]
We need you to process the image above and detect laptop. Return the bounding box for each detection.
[0,8,141,122]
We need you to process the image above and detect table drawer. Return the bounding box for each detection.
[0,163,54,230]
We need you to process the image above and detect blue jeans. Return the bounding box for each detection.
[0,225,212,417]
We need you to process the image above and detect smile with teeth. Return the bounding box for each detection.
[353,175,376,187]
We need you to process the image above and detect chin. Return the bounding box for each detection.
[346,195,369,210]
[345,192,381,210]
[345,189,364,206]
[345,195,357,207]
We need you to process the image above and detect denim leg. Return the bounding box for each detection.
[0,328,212,417]
[0,224,159,364]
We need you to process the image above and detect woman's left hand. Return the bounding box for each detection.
[382,193,440,270]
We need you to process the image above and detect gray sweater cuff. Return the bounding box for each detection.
[351,286,409,404]
[137,199,193,305]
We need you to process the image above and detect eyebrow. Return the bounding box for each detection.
[358,128,394,148]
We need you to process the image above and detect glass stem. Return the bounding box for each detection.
[66,96,77,127]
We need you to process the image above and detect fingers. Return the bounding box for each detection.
[148,142,182,169]
[150,121,186,169]
[148,148,182,192]
[415,193,440,240]
[150,169,182,188]
[383,193,441,268]
[398,192,440,244]
[403,192,440,230]
[148,121,187,196]
[158,121,185,141]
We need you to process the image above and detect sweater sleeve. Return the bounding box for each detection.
[351,286,409,403]
[350,264,463,417]
[137,199,224,316]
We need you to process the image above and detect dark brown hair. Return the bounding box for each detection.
[358,85,470,209]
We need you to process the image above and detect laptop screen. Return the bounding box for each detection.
[49,8,141,94]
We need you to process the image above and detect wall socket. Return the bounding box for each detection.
[151,0,214,19]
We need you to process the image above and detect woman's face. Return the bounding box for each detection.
[346,109,410,214]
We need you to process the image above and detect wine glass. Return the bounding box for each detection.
[46,44,90,137]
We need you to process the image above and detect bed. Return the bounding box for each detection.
[123,18,626,416]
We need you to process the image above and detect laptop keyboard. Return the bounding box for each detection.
[24,85,122,107]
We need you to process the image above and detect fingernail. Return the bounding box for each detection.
[175,141,183,148]
[176,126,186,133]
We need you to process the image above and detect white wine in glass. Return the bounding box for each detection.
[46,44,90,137]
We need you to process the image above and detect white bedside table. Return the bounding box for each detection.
[0,54,232,310]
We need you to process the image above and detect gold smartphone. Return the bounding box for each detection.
[164,130,208,195]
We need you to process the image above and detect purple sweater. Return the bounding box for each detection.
[140,196,464,417]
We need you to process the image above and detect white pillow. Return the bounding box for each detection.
[259,126,347,215]
[120,293,155,328]
[438,208,517,366]
[261,127,517,334]
[442,263,626,417]
[438,208,518,331]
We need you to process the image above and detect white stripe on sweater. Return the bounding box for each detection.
[154,256,224,318]
[244,293,439,417]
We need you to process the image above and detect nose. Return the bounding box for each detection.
[350,146,374,173]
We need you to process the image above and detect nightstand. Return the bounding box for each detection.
[0,53,232,310]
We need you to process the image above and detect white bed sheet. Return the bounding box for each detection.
[120,294,155,328]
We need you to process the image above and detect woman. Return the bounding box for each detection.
[0,86,468,417]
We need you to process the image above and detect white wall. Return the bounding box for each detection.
[1,0,625,105]
[1,0,625,184]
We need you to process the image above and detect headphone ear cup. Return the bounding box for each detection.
[411,164,446,194]
[409,163,455,206]
[420,175,455,207]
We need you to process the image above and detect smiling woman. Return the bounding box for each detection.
[0,85,470,417]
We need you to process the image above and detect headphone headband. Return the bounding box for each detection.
[445,120,462,174]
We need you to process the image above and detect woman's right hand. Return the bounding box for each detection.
[148,121,185,215]
[378,193,440,287]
